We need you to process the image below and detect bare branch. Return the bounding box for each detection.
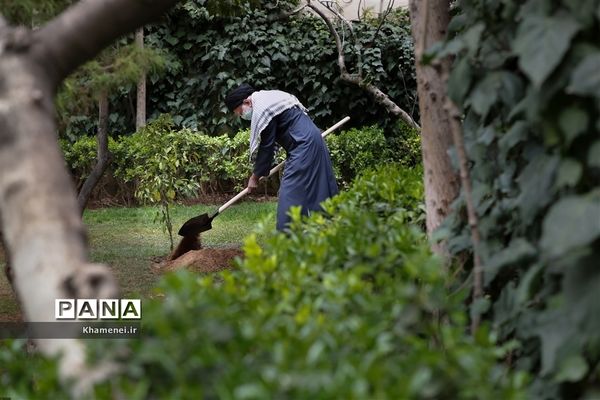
[308,1,420,130]
[444,94,483,334]
[307,2,347,74]
[32,0,181,87]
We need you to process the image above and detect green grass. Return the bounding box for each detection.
[0,200,276,320]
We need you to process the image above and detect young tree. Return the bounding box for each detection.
[0,0,180,393]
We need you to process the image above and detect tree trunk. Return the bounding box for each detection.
[77,89,111,213]
[0,0,180,394]
[408,0,459,256]
[135,27,146,130]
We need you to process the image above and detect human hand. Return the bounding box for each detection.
[247,174,259,193]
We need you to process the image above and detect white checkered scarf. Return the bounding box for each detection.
[249,90,306,161]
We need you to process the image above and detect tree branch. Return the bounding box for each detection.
[32,0,181,87]
[307,1,420,129]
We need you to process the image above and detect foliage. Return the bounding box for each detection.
[79,164,524,399]
[438,0,600,398]
[0,340,70,399]
[60,123,408,204]
[328,123,421,188]
[58,3,417,139]
[117,115,200,248]
[0,0,73,26]
[56,40,176,141]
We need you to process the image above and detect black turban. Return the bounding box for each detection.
[225,83,256,111]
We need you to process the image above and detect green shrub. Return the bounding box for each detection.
[0,165,526,398]
[83,164,523,399]
[387,119,422,168]
[328,124,422,188]
[60,120,415,203]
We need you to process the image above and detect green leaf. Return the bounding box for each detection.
[514,14,580,87]
[448,58,473,105]
[540,195,600,258]
[517,153,560,224]
[555,355,589,382]
[567,52,600,97]
[588,141,600,167]
[469,74,499,118]
[484,239,537,285]
[555,159,582,189]
[558,107,589,146]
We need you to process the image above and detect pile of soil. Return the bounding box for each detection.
[153,233,243,274]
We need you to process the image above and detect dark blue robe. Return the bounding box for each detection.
[253,106,338,231]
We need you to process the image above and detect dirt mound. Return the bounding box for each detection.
[153,232,243,274]
[155,247,243,273]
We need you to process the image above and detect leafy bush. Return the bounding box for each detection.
[440,1,600,398]
[81,164,523,399]
[60,120,414,204]
[328,124,422,188]
[0,165,526,398]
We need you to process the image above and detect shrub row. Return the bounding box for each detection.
[0,164,526,398]
[60,116,421,204]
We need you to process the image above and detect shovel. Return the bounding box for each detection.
[178,116,350,236]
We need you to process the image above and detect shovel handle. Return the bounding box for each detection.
[217,116,350,215]
[218,187,249,214]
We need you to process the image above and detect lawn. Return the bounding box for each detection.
[0,200,277,320]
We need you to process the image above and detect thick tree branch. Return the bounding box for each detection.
[32,0,180,86]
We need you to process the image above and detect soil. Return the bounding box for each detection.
[152,232,243,274]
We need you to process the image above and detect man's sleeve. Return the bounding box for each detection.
[253,118,277,177]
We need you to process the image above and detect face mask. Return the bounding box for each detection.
[241,105,253,121]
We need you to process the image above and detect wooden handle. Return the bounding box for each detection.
[218,187,249,214]
[218,116,350,214]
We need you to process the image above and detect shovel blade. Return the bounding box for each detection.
[178,213,213,236]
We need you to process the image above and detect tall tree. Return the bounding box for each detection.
[136,27,147,130]
[0,0,180,393]
[408,0,459,256]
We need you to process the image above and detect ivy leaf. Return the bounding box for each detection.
[514,14,580,87]
[534,308,579,376]
[498,121,528,159]
[540,195,600,259]
[447,58,472,105]
[558,107,589,146]
[555,158,582,189]
[555,355,589,382]
[588,140,600,168]
[484,239,537,286]
[517,153,559,224]
[567,52,600,97]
